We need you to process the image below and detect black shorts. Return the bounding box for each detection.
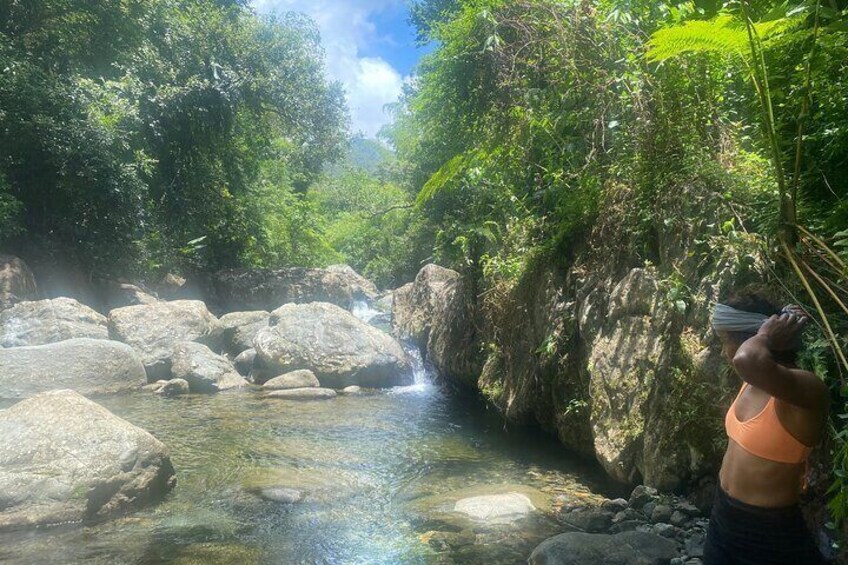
[704,486,824,565]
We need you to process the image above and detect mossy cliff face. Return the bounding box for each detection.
[394,190,769,491]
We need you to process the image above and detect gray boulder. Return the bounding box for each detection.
[529,530,678,564]
[99,281,158,312]
[255,302,412,388]
[0,255,37,310]
[170,341,247,393]
[218,310,270,355]
[209,264,378,312]
[234,348,257,376]
[265,387,337,400]
[0,338,146,399]
[145,378,190,397]
[263,370,320,390]
[0,390,175,530]
[107,300,221,379]
[0,297,108,347]
[392,264,460,348]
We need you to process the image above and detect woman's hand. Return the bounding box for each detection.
[757,307,808,351]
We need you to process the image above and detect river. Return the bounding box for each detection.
[0,316,617,564]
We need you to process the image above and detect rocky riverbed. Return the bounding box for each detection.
[0,255,736,562]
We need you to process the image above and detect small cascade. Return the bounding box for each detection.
[390,343,437,395]
[350,299,381,324]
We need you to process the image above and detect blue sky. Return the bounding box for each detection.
[251,0,431,138]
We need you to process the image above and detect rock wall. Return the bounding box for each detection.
[395,227,767,491]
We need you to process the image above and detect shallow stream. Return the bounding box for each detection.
[0,353,616,564]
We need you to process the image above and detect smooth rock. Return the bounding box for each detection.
[0,390,175,530]
[0,338,146,399]
[0,297,108,347]
[257,487,302,504]
[218,311,270,355]
[265,387,336,400]
[602,498,629,513]
[650,504,673,524]
[629,485,657,509]
[529,530,678,564]
[108,300,221,379]
[170,342,247,393]
[154,378,190,397]
[0,255,37,310]
[233,348,257,376]
[262,370,319,390]
[453,492,536,524]
[209,264,378,312]
[255,302,412,388]
[670,510,689,527]
[685,532,706,558]
[341,385,363,394]
[560,509,613,533]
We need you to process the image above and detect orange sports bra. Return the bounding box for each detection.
[725,383,812,465]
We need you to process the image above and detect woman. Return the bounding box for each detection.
[705,292,829,564]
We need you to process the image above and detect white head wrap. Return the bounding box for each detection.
[710,303,770,333]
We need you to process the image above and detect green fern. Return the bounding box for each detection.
[646,14,802,62]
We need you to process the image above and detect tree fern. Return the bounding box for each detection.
[646,14,802,62]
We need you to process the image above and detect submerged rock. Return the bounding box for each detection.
[262,370,319,390]
[148,378,190,397]
[107,300,221,379]
[0,255,37,310]
[453,492,537,525]
[0,297,108,347]
[257,487,303,504]
[254,302,412,388]
[0,338,146,399]
[265,387,337,400]
[218,310,270,355]
[170,341,247,393]
[0,390,175,530]
[529,530,678,564]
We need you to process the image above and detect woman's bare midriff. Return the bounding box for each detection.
[719,439,805,508]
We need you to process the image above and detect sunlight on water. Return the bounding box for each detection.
[0,341,614,564]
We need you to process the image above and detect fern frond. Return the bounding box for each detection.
[646,14,804,62]
[417,152,470,205]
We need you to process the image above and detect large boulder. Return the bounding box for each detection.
[0,390,175,530]
[254,302,412,388]
[208,264,378,313]
[170,341,248,393]
[392,264,460,349]
[0,338,146,399]
[218,310,270,355]
[426,274,484,390]
[0,255,37,310]
[0,297,108,347]
[107,300,221,379]
[529,530,678,564]
[98,281,158,312]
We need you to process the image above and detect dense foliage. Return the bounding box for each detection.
[390,0,848,535]
[0,0,347,275]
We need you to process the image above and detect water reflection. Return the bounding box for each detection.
[0,377,615,563]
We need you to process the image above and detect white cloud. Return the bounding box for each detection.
[252,0,407,137]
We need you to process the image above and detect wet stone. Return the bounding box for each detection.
[608,519,645,534]
[650,504,673,524]
[628,485,657,509]
[685,532,706,558]
[559,509,613,533]
[670,510,689,527]
[601,498,628,513]
[258,487,303,504]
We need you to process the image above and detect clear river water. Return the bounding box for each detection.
[0,347,617,564]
